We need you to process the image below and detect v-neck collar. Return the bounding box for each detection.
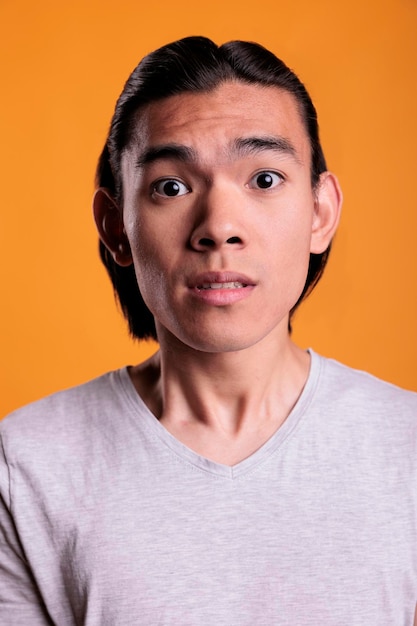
[116,349,322,480]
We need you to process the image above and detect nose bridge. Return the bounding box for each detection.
[190,179,247,250]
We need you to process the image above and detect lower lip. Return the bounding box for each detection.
[189,285,255,306]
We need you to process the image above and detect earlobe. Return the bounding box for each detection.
[310,172,343,254]
[93,188,133,267]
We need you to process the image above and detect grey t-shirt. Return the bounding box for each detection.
[1,351,417,625]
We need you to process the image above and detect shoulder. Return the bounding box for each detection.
[0,368,135,459]
[318,352,416,401]
[312,351,417,425]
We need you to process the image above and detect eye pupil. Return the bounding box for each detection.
[257,173,274,189]
[163,181,181,196]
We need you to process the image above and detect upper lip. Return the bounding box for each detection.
[188,271,256,288]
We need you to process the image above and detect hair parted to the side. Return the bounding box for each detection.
[95,36,330,341]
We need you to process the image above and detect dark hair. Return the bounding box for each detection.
[96,36,330,340]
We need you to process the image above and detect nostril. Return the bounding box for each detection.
[198,237,216,247]
[193,235,243,249]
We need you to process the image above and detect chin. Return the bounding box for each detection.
[157,320,284,355]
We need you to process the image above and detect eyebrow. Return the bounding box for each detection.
[232,136,300,162]
[135,135,300,168]
[136,144,196,168]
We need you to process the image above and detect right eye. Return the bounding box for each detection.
[152,179,190,198]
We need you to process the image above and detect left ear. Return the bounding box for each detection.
[310,172,343,254]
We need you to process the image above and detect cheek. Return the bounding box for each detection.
[126,222,181,318]
[131,243,166,300]
[124,207,158,266]
[267,205,313,260]
[266,211,314,297]
[122,214,163,301]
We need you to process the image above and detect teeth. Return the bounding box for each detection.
[199,282,246,290]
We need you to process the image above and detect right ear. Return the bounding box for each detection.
[93,188,133,267]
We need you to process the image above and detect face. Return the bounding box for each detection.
[103,81,340,353]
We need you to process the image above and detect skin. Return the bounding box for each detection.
[94,81,342,465]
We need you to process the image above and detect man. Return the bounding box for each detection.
[1,36,416,625]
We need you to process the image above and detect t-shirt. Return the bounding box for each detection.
[1,351,417,625]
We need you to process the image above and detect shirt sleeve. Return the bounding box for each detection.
[0,433,53,625]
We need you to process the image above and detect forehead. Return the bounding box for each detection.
[127,81,310,164]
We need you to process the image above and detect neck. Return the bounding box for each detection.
[129,327,310,464]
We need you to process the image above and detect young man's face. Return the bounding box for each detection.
[108,81,340,353]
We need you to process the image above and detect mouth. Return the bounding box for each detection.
[188,272,255,306]
[197,281,247,290]
[189,272,255,290]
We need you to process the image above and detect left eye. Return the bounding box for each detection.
[249,171,283,190]
[153,179,190,197]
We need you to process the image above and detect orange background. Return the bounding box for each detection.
[1,0,416,417]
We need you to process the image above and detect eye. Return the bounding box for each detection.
[249,171,284,190]
[152,178,190,198]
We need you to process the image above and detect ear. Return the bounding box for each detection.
[93,188,133,267]
[310,172,343,254]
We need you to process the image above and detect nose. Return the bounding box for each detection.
[189,185,248,251]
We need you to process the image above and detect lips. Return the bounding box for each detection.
[199,281,246,290]
[187,272,256,306]
[189,272,255,290]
